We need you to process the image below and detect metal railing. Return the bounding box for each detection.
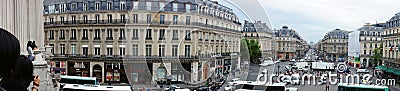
[44,20,241,32]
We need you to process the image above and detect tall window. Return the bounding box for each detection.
[186,16,191,25]
[173,15,178,24]
[49,30,54,39]
[60,16,65,24]
[133,2,138,10]
[185,4,190,12]
[160,15,165,24]
[120,15,126,23]
[95,3,100,10]
[83,3,87,11]
[94,45,101,56]
[120,2,125,10]
[94,29,100,40]
[173,3,178,11]
[72,16,76,24]
[71,29,76,39]
[185,30,191,40]
[364,43,366,48]
[107,45,113,56]
[119,28,126,40]
[146,45,152,56]
[50,44,54,54]
[59,29,65,39]
[185,45,190,57]
[95,14,100,23]
[146,29,152,39]
[159,45,165,56]
[107,2,112,10]
[159,2,165,11]
[159,29,165,40]
[83,15,88,23]
[71,44,76,55]
[71,3,77,11]
[82,29,88,40]
[60,44,65,55]
[133,14,138,23]
[107,14,113,23]
[147,14,151,24]
[50,17,54,24]
[146,2,151,10]
[119,45,126,56]
[172,30,178,40]
[172,45,178,57]
[107,29,113,39]
[82,45,88,56]
[132,45,138,56]
[132,29,138,39]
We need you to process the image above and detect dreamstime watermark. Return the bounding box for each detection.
[256,64,396,86]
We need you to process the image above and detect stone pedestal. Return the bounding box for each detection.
[31,51,53,91]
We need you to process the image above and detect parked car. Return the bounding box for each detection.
[357,69,369,73]
[292,74,300,85]
[285,87,299,91]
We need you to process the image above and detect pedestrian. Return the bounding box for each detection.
[26,41,34,61]
[326,82,330,91]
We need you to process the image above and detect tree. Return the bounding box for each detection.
[243,39,261,64]
[370,44,383,67]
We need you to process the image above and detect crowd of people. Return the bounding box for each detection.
[0,28,40,91]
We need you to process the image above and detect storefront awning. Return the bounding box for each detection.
[394,71,400,76]
[376,66,400,76]
[387,68,397,73]
[375,66,387,70]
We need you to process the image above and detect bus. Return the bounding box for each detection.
[338,83,389,91]
[62,84,132,91]
[60,76,97,88]
[230,81,286,91]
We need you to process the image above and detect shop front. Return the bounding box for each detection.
[104,62,128,84]
[67,61,90,77]
[92,64,102,83]
[50,61,66,75]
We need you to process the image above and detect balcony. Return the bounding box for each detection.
[70,37,76,40]
[119,37,126,40]
[44,20,241,32]
[132,37,139,40]
[79,37,88,40]
[106,37,113,40]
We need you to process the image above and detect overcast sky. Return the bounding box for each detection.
[219,0,400,43]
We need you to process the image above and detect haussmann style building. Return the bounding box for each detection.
[319,29,350,62]
[274,26,306,61]
[43,0,242,85]
[242,20,276,60]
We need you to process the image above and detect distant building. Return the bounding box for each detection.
[358,23,384,67]
[242,20,276,60]
[274,26,307,61]
[319,29,350,62]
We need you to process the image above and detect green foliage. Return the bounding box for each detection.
[370,44,383,67]
[243,38,261,63]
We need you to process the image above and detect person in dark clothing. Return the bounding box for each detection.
[0,28,21,91]
[0,28,40,91]
[1,56,34,91]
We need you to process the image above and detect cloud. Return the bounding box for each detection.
[219,0,400,42]
[257,0,400,42]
